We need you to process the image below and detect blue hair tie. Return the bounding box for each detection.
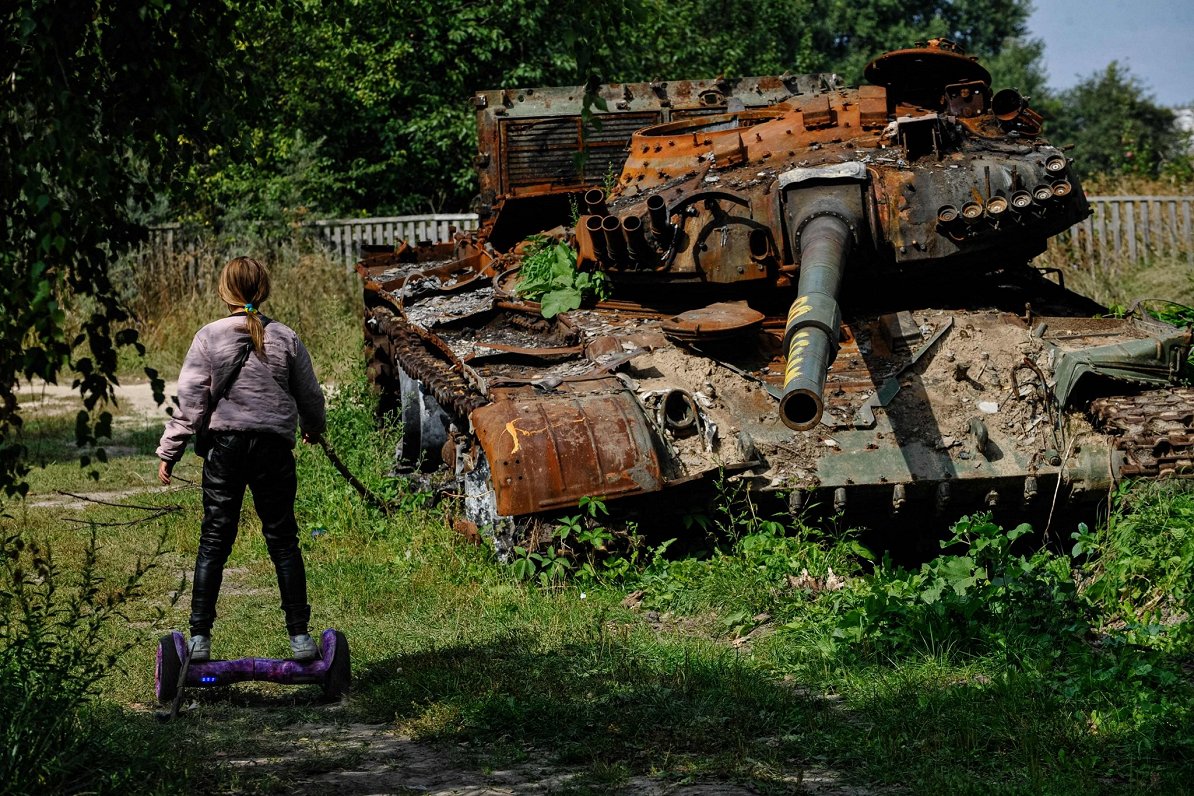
[243,303,255,314]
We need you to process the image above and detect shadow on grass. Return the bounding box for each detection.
[342,629,1194,795]
[823,658,1194,795]
[19,411,163,467]
[351,630,829,785]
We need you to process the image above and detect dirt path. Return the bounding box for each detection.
[26,487,180,510]
[223,721,873,795]
[16,378,178,420]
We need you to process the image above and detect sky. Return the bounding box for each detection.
[1028,0,1194,107]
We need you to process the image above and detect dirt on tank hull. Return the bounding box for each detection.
[358,40,1193,550]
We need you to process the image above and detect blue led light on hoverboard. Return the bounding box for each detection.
[201,676,218,683]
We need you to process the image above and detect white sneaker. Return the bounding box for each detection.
[290,633,319,662]
[189,635,211,663]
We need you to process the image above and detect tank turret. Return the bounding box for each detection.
[562,39,1091,430]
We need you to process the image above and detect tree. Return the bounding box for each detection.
[188,0,1038,219]
[984,36,1050,97]
[1,2,240,498]
[191,0,651,219]
[612,0,817,80]
[1047,63,1182,179]
[800,0,1034,81]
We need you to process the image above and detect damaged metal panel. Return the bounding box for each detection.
[474,73,842,213]
[470,380,664,516]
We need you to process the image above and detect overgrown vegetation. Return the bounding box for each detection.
[514,236,611,318]
[489,460,1194,792]
[5,335,1194,792]
[0,527,180,794]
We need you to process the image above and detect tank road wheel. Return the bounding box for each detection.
[322,630,351,700]
[396,367,452,471]
[364,318,399,417]
[155,634,181,704]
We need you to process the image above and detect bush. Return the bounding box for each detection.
[0,527,173,794]
[831,515,1085,657]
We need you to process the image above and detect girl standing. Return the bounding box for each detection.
[156,256,326,662]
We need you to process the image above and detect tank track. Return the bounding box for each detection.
[1089,388,1194,478]
[367,306,489,419]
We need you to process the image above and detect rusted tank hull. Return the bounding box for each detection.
[358,41,1192,549]
[360,246,1190,545]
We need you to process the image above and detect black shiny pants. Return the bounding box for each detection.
[189,432,311,637]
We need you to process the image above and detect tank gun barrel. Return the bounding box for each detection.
[780,214,851,431]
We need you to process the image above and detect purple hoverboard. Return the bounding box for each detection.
[154,628,350,703]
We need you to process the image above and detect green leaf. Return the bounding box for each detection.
[540,289,582,319]
[1008,523,1033,541]
[511,558,536,581]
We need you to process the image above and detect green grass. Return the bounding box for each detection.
[5,372,1193,794]
[6,236,1194,792]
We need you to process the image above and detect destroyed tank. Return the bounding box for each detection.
[358,40,1193,548]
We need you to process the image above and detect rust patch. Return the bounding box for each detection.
[661,302,765,342]
[470,379,663,516]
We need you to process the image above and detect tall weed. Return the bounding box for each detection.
[111,234,361,380]
[0,527,177,794]
[1078,481,1194,645]
[1059,250,1194,311]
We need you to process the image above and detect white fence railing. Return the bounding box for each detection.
[310,213,480,266]
[145,198,1194,272]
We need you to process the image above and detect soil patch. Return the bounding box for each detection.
[16,379,177,420]
[220,722,878,795]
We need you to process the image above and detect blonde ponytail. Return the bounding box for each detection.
[217,256,271,357]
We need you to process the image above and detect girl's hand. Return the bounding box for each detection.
[158,459,174,485]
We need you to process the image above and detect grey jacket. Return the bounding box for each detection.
[156,315,326,462]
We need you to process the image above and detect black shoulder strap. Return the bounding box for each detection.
[209,318,274,407]
[209,340,254,410]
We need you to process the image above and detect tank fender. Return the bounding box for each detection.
[468,380,666,516]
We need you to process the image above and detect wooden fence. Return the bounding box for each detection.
[310,213,480,266]
[1047,195,1194,269]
